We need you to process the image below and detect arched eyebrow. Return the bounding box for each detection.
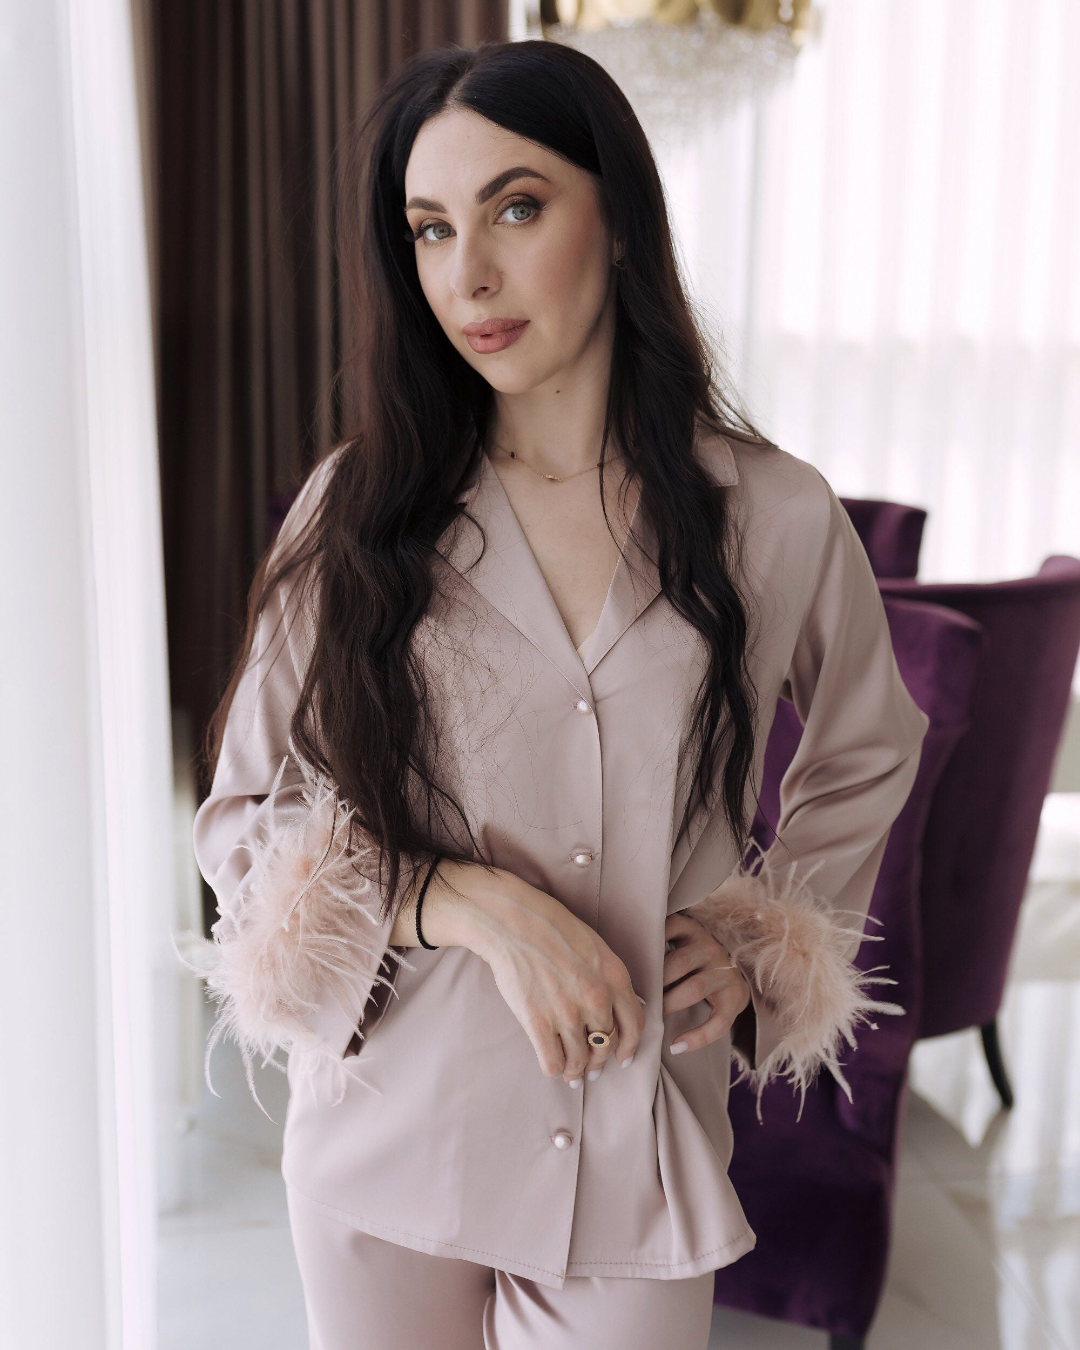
[405,166,551,213]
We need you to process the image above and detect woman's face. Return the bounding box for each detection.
[403,106,617,396]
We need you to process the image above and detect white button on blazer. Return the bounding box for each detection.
[192,428,929,1290]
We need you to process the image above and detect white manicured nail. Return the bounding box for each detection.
[670,1042,688,1055]
[587,1069,602,1081]
[568,1078,582,1088]
[621,1054,635,1068]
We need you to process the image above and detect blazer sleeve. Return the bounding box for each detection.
[688,475,930,1113]
[191,453,409,1106]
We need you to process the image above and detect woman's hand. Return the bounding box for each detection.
[395,859,646,1086]
[663,911,751,1054]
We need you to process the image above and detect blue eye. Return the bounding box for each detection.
[405,196,543,245]
[501,198,540,224]
[406,220,452,244]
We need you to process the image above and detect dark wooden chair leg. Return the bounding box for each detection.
[829,1335,865,1350]
[980,1017,1015,1109]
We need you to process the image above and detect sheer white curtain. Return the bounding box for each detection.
[657,0,1080,594]
[0,1,169,1346]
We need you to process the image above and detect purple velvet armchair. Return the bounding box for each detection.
[878,556,1080,1105]
[838,497,927,579]
[719,498,1080,1345]
[713,595,985,1349]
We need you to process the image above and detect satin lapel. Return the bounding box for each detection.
[580,495,657,675]
[436,451,592,697]
[582,432,740,672]
[435,433,741,686]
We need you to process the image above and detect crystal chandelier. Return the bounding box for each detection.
[514,1,820,143]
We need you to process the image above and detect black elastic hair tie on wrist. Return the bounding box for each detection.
[415,855,442,950]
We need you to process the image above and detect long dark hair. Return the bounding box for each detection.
[205,39,770,923]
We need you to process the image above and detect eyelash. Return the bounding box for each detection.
[406,195,543,245]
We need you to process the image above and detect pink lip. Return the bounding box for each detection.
[462,317,530,354]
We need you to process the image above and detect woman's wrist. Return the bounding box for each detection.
[391,858,519,959]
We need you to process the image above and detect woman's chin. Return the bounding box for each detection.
[472,370,543,397]
[463,352,569,398]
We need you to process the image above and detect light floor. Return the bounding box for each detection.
[160,800,1080,1350]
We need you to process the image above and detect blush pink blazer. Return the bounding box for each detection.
[192,429,929,1288]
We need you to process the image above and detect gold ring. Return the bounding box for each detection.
[586,1026,616,1049]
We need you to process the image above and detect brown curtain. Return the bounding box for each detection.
[152,2,508,805]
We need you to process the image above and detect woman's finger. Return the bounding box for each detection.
[664,911,702,940]
[665,912,733,959]
[578,1005,619,1081]
[562,978,648,1085]
[663,937,730,988]
[663,966,733,1016]
[665,927,736,981]
[528,1019,569,1080]
[669,986,750,1055]
[670,958,749,1014]
[611,987,645,1066]
[584,986,644,1076]
[559,1016,604,1085]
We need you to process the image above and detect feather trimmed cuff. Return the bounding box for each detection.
[199,755,413,1110]
[686,841,903,1119]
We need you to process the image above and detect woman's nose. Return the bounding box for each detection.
[448,236,501,302]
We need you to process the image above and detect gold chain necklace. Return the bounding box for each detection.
[492,443,601,483]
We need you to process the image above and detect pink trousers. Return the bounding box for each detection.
[286,1186,717,1350]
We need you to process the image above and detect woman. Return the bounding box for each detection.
[193,38,929,1350]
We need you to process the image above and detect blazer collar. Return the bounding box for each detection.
[436,431,740,695]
